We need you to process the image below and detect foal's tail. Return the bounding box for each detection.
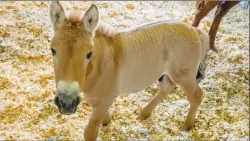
[197,29,213,59]
[197,28,218,52]
[195,28,210,83]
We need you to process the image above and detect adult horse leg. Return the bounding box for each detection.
[138,75,175,120]
[192,1,220,27]
[209,1,240,51]
[195,0,201,11]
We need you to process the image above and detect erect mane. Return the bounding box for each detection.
[96,23,118,38]
[67,10,84,23]
[67,10,118,38]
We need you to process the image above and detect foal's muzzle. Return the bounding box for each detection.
[54,95,81,115]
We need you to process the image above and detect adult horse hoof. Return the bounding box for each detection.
[181,122,194,131]
[138,111,150,120]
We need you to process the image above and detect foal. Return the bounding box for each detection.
[50,2,210,141]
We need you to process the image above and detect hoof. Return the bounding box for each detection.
[181,123,194,131]
[102,123,109,126]
[210,44,218,53]
[138,111,150,120]
[102,119,111,126]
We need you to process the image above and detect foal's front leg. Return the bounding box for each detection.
[84,99,114,141]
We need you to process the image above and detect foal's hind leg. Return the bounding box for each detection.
[175,76,203,131]
[138,75,175,120]
[102,111,111,126]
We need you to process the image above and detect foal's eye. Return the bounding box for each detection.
[86,52,92,60]
[51,48,56,56]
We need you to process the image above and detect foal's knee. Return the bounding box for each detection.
[190,85,203,107]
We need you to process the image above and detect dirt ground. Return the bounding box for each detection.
[0,1,249,140]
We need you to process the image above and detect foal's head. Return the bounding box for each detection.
[50,1,100,115]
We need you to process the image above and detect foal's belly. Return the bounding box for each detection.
[118,72,162,94]
[117,52,166,94]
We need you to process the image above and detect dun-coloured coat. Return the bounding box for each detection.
[50,2,211,141]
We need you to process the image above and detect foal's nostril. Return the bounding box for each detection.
[76,97,80,105]
[54,96,66,109]
[72,97,81,107]
[72,99,77,107]
[59,100,67,109]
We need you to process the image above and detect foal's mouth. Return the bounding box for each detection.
[58,108,77,115]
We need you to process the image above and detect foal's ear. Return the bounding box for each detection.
[50,1,66,30]
[82,4,99,33]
